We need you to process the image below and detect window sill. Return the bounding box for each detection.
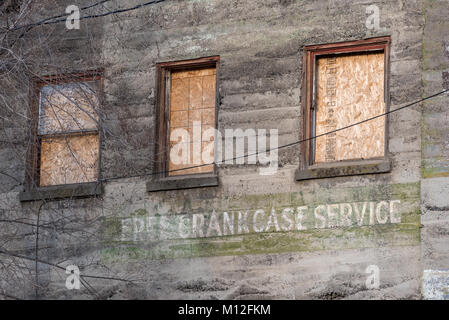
[19,182,103,202]
[147,174,219,192]
[295,158,391,181]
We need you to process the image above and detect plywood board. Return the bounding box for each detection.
[40,134,99,186]
[314,52,385,163]
[39,81,99,134]
[169,68,216,176]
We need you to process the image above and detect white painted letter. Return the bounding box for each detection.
[253,209,265,233]
[340,203,353,227]
[295,206,308,231]
[238,211,250,234]
[376,201,389,224]
[192,214,205,238]
[223,212,235,236]
[178,215,191,239]
[281,208,294,231]
[369,202,376,225]
[354,202,367,226]
[206,210,222,237]
[265,208,280,232]
[389,200,401,224]
[314,205,326,229]
[327,204,339,228]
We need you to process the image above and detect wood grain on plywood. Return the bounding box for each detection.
[315,53,385,163]
[169,68,216,176]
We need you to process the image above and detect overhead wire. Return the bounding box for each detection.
[100,88,449,182]
[3,0,449,182]
[8,0,167,31]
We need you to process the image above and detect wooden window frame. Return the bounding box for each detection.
[296,37,392,181]
[149,56,220,192]
[21,69,104,201]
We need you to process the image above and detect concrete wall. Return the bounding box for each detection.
[421,0,449,300]
[0,0,448,300]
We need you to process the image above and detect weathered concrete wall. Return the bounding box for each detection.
[0,0,447,300]
[421,0,449,300]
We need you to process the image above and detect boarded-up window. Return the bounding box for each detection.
[168,68,216,176]
[37,80,100,186]
[314,52,385,163]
